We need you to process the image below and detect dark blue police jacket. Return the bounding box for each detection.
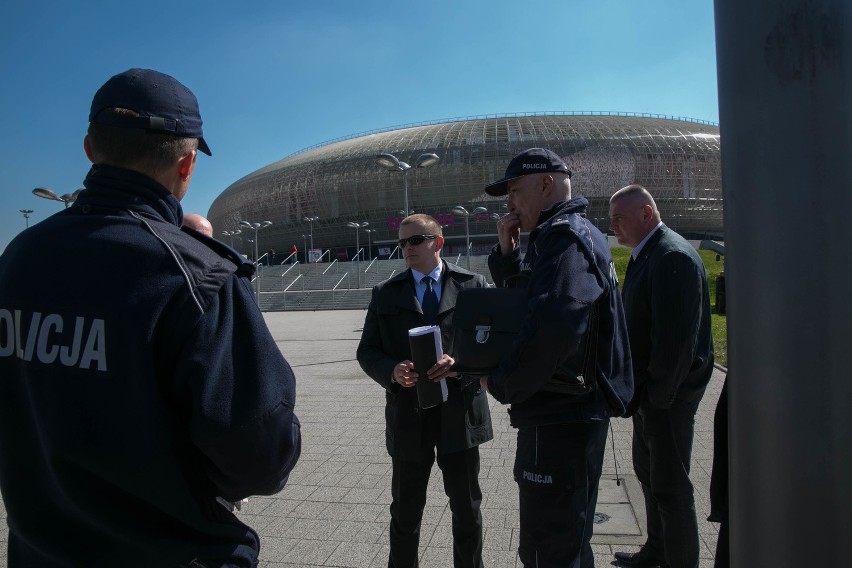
[0,164,301,568]
[486,197,634,428]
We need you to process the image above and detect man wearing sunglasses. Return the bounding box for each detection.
[357,214,492,568]
[481,148,634,567]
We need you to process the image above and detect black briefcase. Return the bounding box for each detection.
[450,286,527,375]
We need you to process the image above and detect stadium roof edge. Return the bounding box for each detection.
[285,111,719,160]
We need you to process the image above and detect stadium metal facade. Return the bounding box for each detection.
[208,112,722,262]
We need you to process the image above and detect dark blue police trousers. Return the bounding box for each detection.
[514,419,609,568]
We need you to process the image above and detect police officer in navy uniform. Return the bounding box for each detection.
[0,69,301,568]
[481,148,634,567]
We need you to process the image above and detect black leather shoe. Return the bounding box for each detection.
[613,548,667,567]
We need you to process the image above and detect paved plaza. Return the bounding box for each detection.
[0,309,726,567]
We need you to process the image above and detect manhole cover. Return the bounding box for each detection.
[593,512,610,525]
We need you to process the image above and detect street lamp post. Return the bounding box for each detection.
[346,221,369,288]
[239,220,273,304]
[375,152,440,216]
[452,206,487,269]
[32,187,83,208]
[364,229,375,261]
[301,234,308,263]
[303,216,319,256]
[19,209,34,228]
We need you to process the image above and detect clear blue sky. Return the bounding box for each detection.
[0,0,719,252]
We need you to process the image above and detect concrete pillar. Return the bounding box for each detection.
[714,0,852,565]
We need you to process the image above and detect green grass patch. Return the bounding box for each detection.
[610,246,727,368]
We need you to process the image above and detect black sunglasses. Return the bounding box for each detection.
[398,234,438,248]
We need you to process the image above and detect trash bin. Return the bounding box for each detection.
[715,272,726,315]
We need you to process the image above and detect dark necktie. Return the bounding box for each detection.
[421,276,439,325]
[626,255,635,277]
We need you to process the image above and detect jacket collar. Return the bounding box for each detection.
[535,196,589,229]
[528,196,589,247]
[387,260,466,318]
[628,224,668,277]
[75,164,183,226]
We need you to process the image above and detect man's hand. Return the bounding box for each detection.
[497,213,521,256]
[393,360,418,388]
[427,354,458,382]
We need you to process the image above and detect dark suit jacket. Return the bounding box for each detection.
[357,261,493,460]
[621,225,714,410]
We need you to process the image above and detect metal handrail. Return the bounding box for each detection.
[455,253,463,264]
[332,273,349,290]
[280,264,302,291]
[351,250,365,288]
[331,273,349,306]
[350,247,364,262]
[322,259,338,290]
[315,249,330,263]
[284,274,303,292]
[281,252,297,265]
[256,252,269,266]
[281,274,304,310]
[280,262,300,276]
[365,258,377,272]
[322,259,338,275]
[388,245,401,260]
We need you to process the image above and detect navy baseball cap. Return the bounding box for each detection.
[484,148,571,196]
[89,68,211,156]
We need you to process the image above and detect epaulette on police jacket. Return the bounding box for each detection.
[130,211,254,314]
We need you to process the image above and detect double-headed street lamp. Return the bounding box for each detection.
[346,221,369,288]
[239,220,273,303]
[20,209,34,229]
[32,187,83,208]
[375,152,440,217]
[303,216,319,253]
[221,229,241,248]
[452,206,488,269]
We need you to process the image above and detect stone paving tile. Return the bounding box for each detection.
[355,520,386,544]
[367,544,391,568]
[346,503,386,523]
[340,486,385,504]
[325,540,383,567]
[278,538,339,566]
[484,527,514,551]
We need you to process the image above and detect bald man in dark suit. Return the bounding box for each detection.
[609,185,714,568]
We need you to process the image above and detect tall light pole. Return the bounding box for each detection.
[303,216,319,254]
[32,187,83,208]
[301,234,308,263]
[239,220,273,303]
[375,152,440,216]
[346,221,369,288]
[19,209,34,228]
[364,229,375,261]
[452,205,487,269]
[221,229,241,248]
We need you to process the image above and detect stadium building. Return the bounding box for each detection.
[208,112,721,263]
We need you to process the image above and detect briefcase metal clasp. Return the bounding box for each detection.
[475,325,491,343]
